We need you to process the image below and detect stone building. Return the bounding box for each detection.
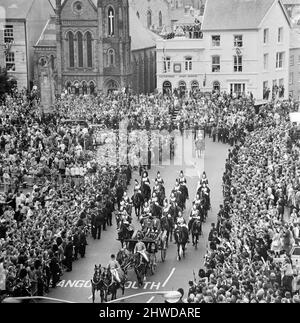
[0,0,53,89]
[34,0,159,107]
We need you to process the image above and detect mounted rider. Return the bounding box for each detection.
[155,171,164,185]
[107,254,122,283]
[200,171,209,186]
[188,204,201,232]
[133,179,141,193]
[141,171,150,186]
[134,237,149,265]
[175,212,190,243]
[178,170,187,186]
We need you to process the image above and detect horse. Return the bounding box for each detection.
[174,226,189,261]
[132,191,143,217]
[190,219,202,249]
[141,182,151,202]
[133,252,148,287]
[91,265,108,303]
[150,202,162,219]
[161,214,174,247]
[101,267,127,301]
[117,222,134,248]
[179,184,189,209]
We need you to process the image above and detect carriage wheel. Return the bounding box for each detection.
[161,248,167,262]
[150,256,157,275]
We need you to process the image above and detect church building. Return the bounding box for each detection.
[34,0,159,107]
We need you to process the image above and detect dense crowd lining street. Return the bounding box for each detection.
[0,89,300,303]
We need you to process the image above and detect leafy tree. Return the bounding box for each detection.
[0,67,17,98]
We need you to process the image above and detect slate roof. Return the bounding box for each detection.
[202,0,277,30]
[1,0,35,20]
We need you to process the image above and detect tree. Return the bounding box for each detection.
[0,67,17,98]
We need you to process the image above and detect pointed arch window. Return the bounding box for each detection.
[108,48,115,66]
[159,11,163,28]
[67,31,75,68]
[86,31,93,68]
[147,10,152,29]
[77,32,83,67]
[108,7,115,36]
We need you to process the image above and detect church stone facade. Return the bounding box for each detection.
[34,0,157,106]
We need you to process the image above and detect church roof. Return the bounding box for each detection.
[129,7,160,51]
[35,16,56,48]
[202,0,281,31]
[1,0,35,20]
[35,6,160,50]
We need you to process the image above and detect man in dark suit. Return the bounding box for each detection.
[79,229,87,258]
[95,210,104,240]
[64,237,74,272]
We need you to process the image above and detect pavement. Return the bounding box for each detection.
[47,133,229,303]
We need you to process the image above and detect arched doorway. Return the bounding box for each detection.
[106,79,119,94]
[178,80,186,97]
[162,80,172,95]
[73,80,80,95]
[213,81,220,92]
[82,81,88,95]
[191,80,199,92]
[89,81,96,95]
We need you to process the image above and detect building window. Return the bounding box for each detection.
[230,83,245,96]
[77,32,83,67]
[289,72,294,85]
[279,78,284,98]
[107,48,115,66]
[263,28,268,44]
[6,52,15,71]
[276,52,284,69]
[4,25,14,43]
[278,27,283,43]
[212,35,220,47]
[213,81,220,92]
[108,7,115,36]
[147,10,152,29]
[234,35,243,47]
[179,80,186,93]
[263,54,268,70]
[290,55,294,66]
[263,81,270,100]
[137,11,140,19]
[191,80,199,92]
[212,55,220,72]
[163,57,171,73]
[86,31,93,68]
[185,57,192,71]
[67,31,75,68]
[234,55,243,72]
[159,11,163,28]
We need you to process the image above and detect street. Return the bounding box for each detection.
[47,133,229,303]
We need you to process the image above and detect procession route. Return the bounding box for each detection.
[162,267,176,288]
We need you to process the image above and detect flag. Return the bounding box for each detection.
[203,73,206,87]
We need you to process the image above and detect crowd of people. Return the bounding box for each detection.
[0,86,299,303]
[0,90,132,298]
[183,99,300,303]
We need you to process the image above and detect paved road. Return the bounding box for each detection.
[48,134,229,303]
